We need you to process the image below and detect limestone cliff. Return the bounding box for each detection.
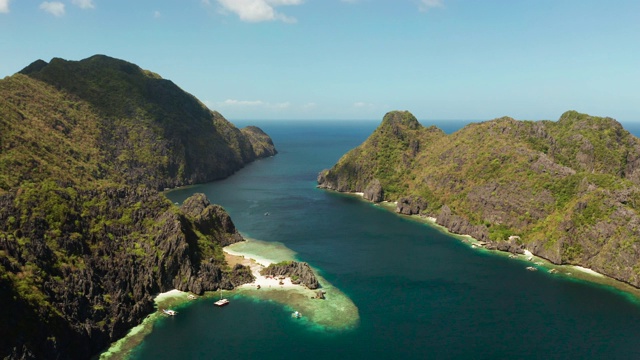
[319,110,640,289]
[0,55,275,359]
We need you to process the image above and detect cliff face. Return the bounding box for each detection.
[319,110,640,288]
[0,189,251,359]
[0,56,274,359]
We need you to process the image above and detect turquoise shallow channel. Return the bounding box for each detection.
[103,120,640,359]
[225,238,360,330]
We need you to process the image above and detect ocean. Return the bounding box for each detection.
[127,119,640,359]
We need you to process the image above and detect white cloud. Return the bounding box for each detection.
[71,0,95,9]
[222,99,266,106]
[272,102,291,109]
[0,0,10,14]
[353,102,375,108]
[419,0,444,12]
[40,1,65,16]
[216,0,303,23]
[218,99,292,110]
[302,102,316,109]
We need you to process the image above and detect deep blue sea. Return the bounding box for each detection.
[130,119,640,359]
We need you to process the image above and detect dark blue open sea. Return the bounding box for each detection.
[130,119,640,359]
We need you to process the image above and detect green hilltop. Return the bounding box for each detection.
[319,110,640,287]
[0,55,275,359]
[2,54,276,192]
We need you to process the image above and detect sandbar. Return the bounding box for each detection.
[224,238,360,330]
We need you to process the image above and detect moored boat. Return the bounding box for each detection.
[214,288,229,307]
[162,309,177,316]
[214,298,230,307]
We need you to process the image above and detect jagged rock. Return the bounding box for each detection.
[486,235,525,254]
[180,193,243,246]
[363,179,384,203]
[436,205,489,242]
[0,188,255,359]
[396,196,426,215]
[260,261,319,289]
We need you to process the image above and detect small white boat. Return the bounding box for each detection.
[291,311,301,319]
[214,298,230,307]
[163,309,177,316]
[526,266,538,272]
[188,294,197,300]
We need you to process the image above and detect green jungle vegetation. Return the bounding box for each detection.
[0,55,274,359]
[320,110,640,288]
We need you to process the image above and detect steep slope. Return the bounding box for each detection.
[11,54,277,191]
[319,110,640,288]
[0,56,274,359]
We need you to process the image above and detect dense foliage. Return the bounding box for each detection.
[0,55,274,359]
[320,110,640,287]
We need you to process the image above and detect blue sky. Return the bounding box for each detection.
[1,0,639,122]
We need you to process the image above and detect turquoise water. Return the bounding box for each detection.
[131,120,640,359]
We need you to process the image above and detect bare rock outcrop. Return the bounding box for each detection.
[363,179,384,203]
[260,261,320,289]
[436,205,489,242]
[396,196,427,215]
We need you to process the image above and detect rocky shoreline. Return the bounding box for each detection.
[330,190,640,300]
[317,110,640,292]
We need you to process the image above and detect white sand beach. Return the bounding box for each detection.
[224,249,302,290]
[571,265,604,277]
[224,238,360,329]
[154,289,186,302]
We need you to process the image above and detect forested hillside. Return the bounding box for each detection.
[319,110,640,288]
[0,55,275,359]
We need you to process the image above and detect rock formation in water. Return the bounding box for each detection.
[260,261,320,289]
[0,55,275,359]
[319,110,640,289]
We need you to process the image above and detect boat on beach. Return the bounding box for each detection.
[291,311,302,319]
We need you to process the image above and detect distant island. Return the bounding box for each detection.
[0,55,276,359]
[319,110,640,289]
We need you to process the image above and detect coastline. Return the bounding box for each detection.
[335,189,640,304]
[224,238,360,329]
[100,289,192,359]
[100,238,360,359]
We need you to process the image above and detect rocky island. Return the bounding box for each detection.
[319,110,640,289]
[0,55,276,359]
